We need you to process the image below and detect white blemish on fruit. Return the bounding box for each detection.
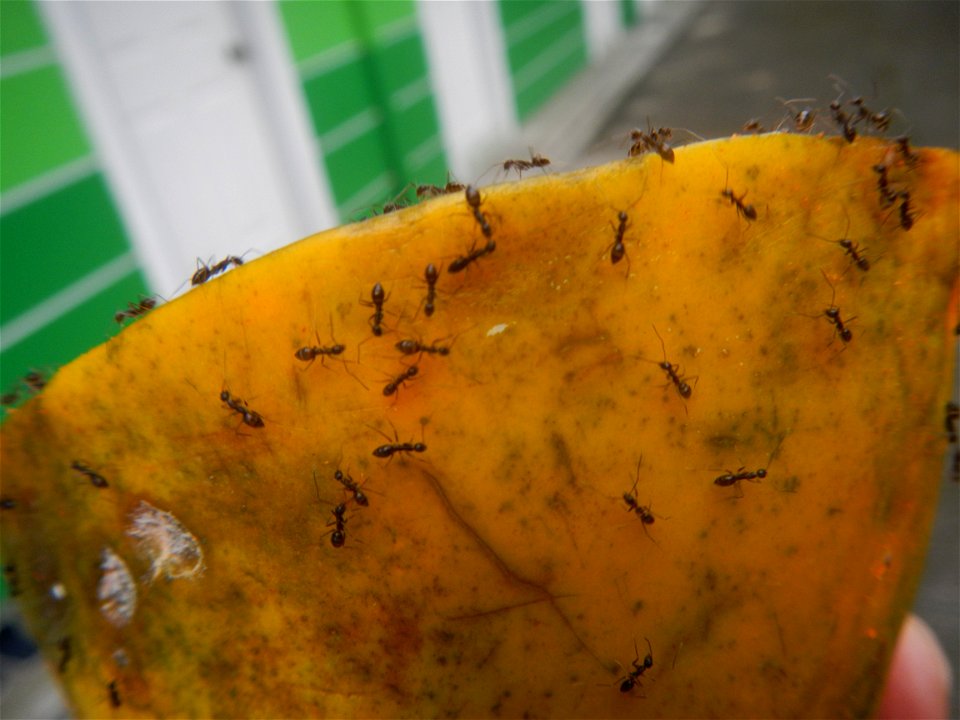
[486,323,511,337]
[98,547,137,627]
[127,501,204,582]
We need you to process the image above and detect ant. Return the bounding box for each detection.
[776,98,817,133]
[897,191,915,230]
[313,472,348,547]
[327,503,348,548]
[720,185,757,221]
[607,210,630,273]
[108,679,122,708]
[334,469,369,507]
[819,270,855,345]
[819,215,871,272]
[220,390,265,428]
[894,136,919,166]
[502,151,551,178]
[714,467,767,497]
[361,282,388,336]
[872,163,899,207]
[448,238,496,274]
[828,99,857,143]
[395,338,451,358]
[3,563,20,596]
[114,297,156,323]
[849,96,891,133]
[945,402,958,444]
[294,317,346,370]
[622,457,660,543]
[371,422,428,461]
[618,638,654,694]
[382,364,419,397]
[416,177,465,199]
[58,637,72,673]
[651,325,695,399]
[23,370,46,393]
[421,263,439,317]
[628,125,674,163]
[72,460,108,488]
[838,238,871,272]
[465,185,492,238]
[191,255,244,286]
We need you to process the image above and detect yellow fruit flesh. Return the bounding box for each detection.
[1,134,957,718]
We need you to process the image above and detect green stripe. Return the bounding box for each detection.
[0,269,148,408]
[1,174,130,324]
[0,65,92,192]
[278,0,355,62]
[360,0,415,33]
[302,58,379,135]
[0,0,48,57]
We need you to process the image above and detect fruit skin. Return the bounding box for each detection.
[0,134,956,718]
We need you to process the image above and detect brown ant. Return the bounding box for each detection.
[57,637,72,673]
[220,390,265,428]
[3,563,20,596]
[819,216,871,272]
[1,369,46,406]
[114,297,156,323]
[383,364,419,397]
[897,191,915,230]
[618,638,654,694]
[71,460,108,488]
[416,177,465,199]
[421,263,439,317]
[191,255,244,286]
[714,467,767,497]
[838,238,871,272]
[945,402,958,444]
[395,338,451,358]
[448,238,496,274]
[371,422,427,461]
[502,151,551,177]
[23,370,46,393]
[651,325,696,399]
[334,469,369,507]
[607,210,630,275]
[776,98,817,133]
[828,100,857,143]
[622,457,660,543]
[819,270,855,345]
[628,125,674,163]
[295,317,346,369]
[849,96,891,133]
[720,185,757,221]
[313,472,348,547]
[465,185,492,238]
[361,282,388,336]
[894,136,919,166]
[108,679,121,708]
[872,163,898,207]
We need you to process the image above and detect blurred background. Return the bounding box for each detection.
[1,0,957,716]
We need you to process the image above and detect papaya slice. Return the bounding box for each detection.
[1,133,956,718]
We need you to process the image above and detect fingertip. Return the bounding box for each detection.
[877,614,951,720]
